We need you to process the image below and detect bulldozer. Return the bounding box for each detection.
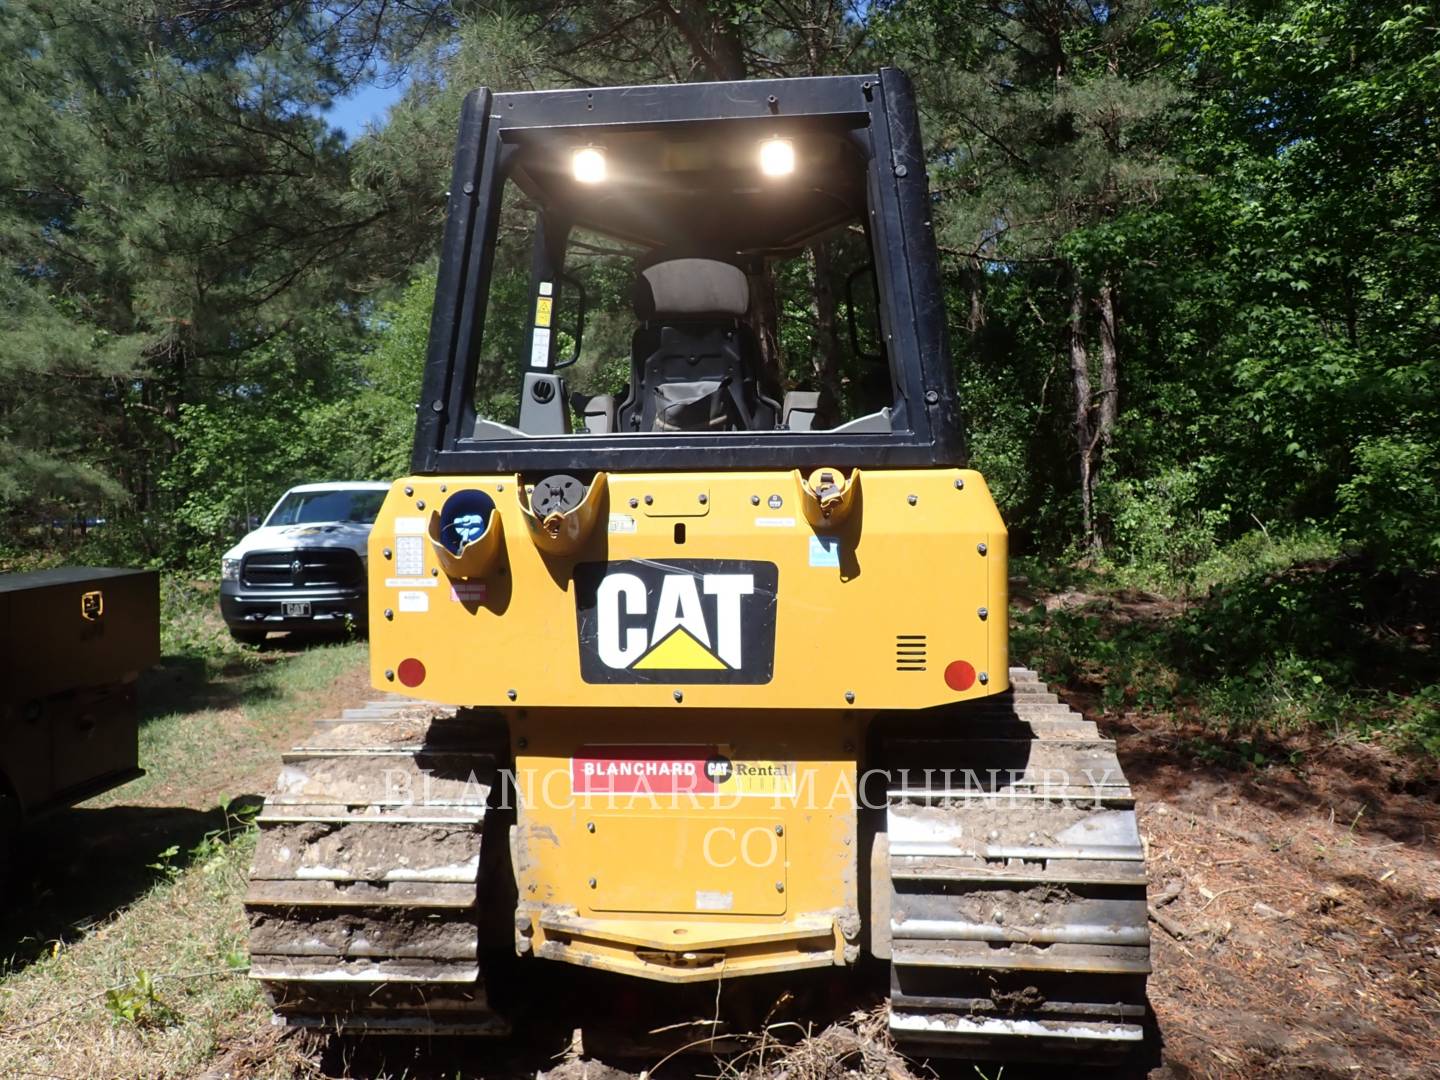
[245,68,1150,1059]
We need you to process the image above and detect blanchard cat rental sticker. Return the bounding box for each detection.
[571,745,796,798]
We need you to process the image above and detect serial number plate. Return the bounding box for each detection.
[282,601,311,617]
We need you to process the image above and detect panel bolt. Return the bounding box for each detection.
[844,690,855,704]
[775,881,785,893]
[431,399,444,412]
[404,486,414,496]
[416,500,425,510]
[384,608,394,620]
[977,542,988,555]
[978,607,988,621]
[508,689,518,701]
[384,669,395,681]
[954,477,965,490]
[698,493,708,505]
[775,824,784,836]
[517,736,527,748]
[978,671,989,685]
[431,568,439,576]
[751,494,761,505]
[907,494,918,506]
[586,821,596,833]
[497,483,505,491]
[673,689,684,703]
[895,164,909,177]
[382,548,392,558]
[644,494,654,505]
[588,877,597,888]
[924,389,939,404]
[440,484,448,493]
[628,497,638,508]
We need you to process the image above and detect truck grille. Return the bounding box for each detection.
[241,549,364,589]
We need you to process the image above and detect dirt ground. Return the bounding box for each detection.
[6,644,1437,1079]
[1118,708,1440,1079]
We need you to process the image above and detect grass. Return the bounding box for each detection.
[96,635,367,809]
[0,815,315,1079]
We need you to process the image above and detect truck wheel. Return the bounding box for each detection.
[229,627,268,646]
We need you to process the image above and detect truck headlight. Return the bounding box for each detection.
[222,558,240,581]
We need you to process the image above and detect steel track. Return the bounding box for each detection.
[878,667,1150,1055]
[245,699,508,1034]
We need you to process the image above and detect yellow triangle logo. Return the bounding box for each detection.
[633,627,728,670]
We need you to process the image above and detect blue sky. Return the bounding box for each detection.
[325,78,408,140]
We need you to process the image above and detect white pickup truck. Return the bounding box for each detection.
[219,482,388,644]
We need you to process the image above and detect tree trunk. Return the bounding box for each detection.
[1068,268,1098,554]
[1095,272,1119,457]
[809,239,844,425]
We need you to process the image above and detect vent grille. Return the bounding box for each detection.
[896,634,927,672]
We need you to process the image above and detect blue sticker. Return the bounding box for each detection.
[808,535,841,568]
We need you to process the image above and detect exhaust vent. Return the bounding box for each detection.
[896,634,927,672]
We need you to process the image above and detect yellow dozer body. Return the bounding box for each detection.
[244,68,1149,1060]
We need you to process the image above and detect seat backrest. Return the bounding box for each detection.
[617,260,776,432]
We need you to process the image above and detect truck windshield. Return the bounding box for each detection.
[265,489,386,526]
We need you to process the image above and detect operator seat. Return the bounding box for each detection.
[617,258,779,432]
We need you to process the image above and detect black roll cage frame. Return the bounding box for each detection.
[411,67,963,475]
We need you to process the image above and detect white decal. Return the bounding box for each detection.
[607,513,637,534]
[395,535,424,576]
[695,890,735,911]
[754,516,795,528]
[529,327,551,368]
[385,577,438,588]
[397,590,428,613]
[809,535,841,568]
[393,516,427,535]
[596,573,647,668]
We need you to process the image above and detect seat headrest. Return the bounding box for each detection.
[633,259,750,320]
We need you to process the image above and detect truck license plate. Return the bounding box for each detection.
[282,601,311,617]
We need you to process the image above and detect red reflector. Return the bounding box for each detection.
[944,660,976,692]
[397,658,426,687]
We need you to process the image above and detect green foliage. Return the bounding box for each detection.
[104,970,179,1029]
[1097,466,1227,583]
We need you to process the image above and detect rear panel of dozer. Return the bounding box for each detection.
[366,467,1008,979]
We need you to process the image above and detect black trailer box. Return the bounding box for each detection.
[1,567,159,819]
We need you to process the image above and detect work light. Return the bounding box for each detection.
[572,146,607,184]
[758,138,795,177]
